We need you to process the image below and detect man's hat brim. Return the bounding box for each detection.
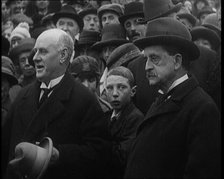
[134,35,200,60]
[138,3,182,24]
[119,12,144,25]
[53,13,84,30]
[91,39,129,50]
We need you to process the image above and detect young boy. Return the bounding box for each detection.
[105,66,144,177]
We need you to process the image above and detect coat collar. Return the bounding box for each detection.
[21,72,74,141]
[144,75,199,122]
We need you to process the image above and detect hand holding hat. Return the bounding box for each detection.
[8,137,59,179]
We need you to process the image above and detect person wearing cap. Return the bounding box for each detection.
[177,12,197,30]
[191,25,220,52]
[124,17,220,178]
[105,66,144,178]
[91,23,129,99]
[9,22,31,50]
[196,6,214,25]
[119,1,146,41]
[70,55,112,113]
[78,6,100,32]
[76,30,103,73]
[1,56,18,127]
[40,12,56,29]
[202,12,221,37]
[192,0,209,17]
[2,29,111,179]
[97,3,124,28]
[53,4,84,42]
[9,38,36,87]
[125,0,183,115]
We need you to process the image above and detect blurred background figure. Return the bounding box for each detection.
[79,5,100,32]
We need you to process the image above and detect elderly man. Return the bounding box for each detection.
[2,29,111,179]
[53,4,84,42]
[124,17,220,178]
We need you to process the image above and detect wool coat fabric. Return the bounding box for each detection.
[2,72,112,179]
[189,45,221,111]
[109,102,144,178]
[124,76,221,179]
[127,54,159,115]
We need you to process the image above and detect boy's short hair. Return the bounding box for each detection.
[107,66,135,87]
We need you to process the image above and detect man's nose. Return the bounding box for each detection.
[145,58,153,71]
[112,88,119,97]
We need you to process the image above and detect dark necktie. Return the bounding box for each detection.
[38,87,54,108]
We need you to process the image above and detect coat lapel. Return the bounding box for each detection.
[22,73,73,141]
[138,76,199,133]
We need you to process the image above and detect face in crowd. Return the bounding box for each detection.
[33,29,72,85]
[56,17,80,41]
[144,45,182,92]
[18,51,36,77]
[101,46,117,62]
[194,38,212,50]
[101,12,120,28]
[124,17,146,41]
[83,14,100,32]
[106,73,136,112]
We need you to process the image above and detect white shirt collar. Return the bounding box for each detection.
[158,74,189,94]
[40,74,64,89]
[111,110,121,121]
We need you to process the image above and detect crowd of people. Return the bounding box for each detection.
[1,0,221,178]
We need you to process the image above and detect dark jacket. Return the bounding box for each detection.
[124,76,221,179]
[110,102,144,178]
[127,54,159,115]
[2,72,112,179]
[189,45,221,110]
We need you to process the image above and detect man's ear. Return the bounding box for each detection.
[130,85,137,97]
[173,53,182,70]
[60,48,68,64]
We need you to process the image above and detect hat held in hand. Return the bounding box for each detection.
[9,137,53,179]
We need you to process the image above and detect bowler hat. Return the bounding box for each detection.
[77,30,101,47]
[78,7,98,19]
[2,56,18,86]
[142,0,182,23]
[91,24,129,50]
[53,5,84,30]
[202,13,221,37]
[107,43,141,69]
[177,13,197,27]
[8,137,53,179]
[134,17,200,60]
[119,2,144,26]
[9,38,36,65]
[191,26,220,51]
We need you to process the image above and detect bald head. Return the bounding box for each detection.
[33,29,75,84]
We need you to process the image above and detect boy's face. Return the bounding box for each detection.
[106,75,134,112]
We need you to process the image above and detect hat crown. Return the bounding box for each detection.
[124,2,143,15]
[143,0,179,21]
[60,4,78,14]
[101,24,126,42]
[78,30,101,45]
[71,56,99,75]
[98,3,124,18]
[202,13,219,27]
[145,17,192,41]
[2,56,16,75]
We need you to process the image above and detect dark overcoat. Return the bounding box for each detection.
[109,102,144,178]
[124,76,221,179]
[127,54,159,115]
[2,72,112,179]
[189,45,221,110]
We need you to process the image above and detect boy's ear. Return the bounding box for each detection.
[130,85,137,97]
